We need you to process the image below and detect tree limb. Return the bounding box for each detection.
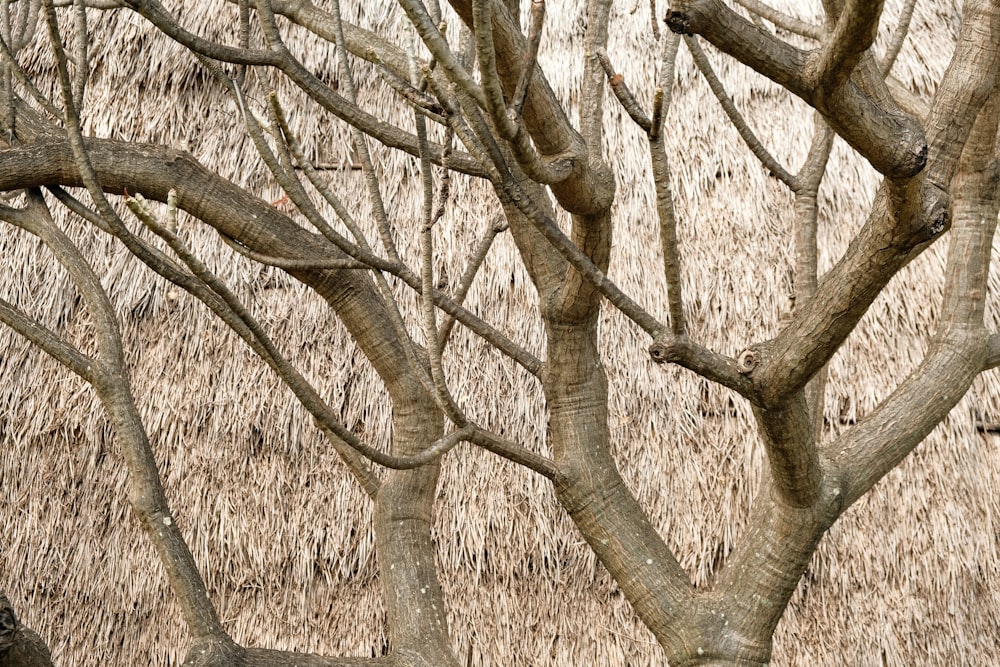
[746,0,1000,408]
[667,0,926,179]
[810,0,885,98]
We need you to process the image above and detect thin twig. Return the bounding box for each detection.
[685,35,798,190]
[511,0,544,116]
[468,0,571,184]
[397,0,487,108]
[327,0,404,264]
[125,194,421,482]
[371,56,448,123]
[71,0,86,107]
[649,35,685,334]
[880,0,916,77]
[596,48,651,132]
[732,0,822,40]
[472,0,517,139]
[411,26,470,427]
[438,216,508,349]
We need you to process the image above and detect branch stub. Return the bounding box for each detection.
[737,349,757,374]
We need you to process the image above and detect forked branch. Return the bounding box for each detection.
[667,0,926,179]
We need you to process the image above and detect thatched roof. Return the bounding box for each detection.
[1,0,998,665]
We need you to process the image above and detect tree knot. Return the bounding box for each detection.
[665,12,691,34]
[737,349,758,374]
[648,338,677,364]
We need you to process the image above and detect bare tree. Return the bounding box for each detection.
[0,0,998,665]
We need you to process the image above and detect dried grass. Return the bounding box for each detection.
[0,0,996,665]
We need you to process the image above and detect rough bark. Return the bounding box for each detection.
[1,0,999,664]
[0,595,55,667]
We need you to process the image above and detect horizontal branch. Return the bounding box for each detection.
[469,428,558,479]
[0,139,542,376]
[648,334,753,396]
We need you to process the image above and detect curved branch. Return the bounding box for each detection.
[0,139,543,376]
[667,0,926,179]
[810,0,885,98]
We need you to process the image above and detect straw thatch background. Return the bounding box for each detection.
[1,0,998,665]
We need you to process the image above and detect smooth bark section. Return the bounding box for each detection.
[832,328,988,507]
[706,480,842,664]
[793,123,835,440]
[667,0,926,178]
[546,323,695,650]
[752,392,821,508]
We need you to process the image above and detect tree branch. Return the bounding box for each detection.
[810,0,885,98]
[648,332,753,398]
[0,291,95,380]
[667,0,926,179]
[880,0,916,76]
[438,215,508,349]
[447,0,612,216]
[0,139,544,376]
[0,593,54,667]
[684,35,797,190]
[732,0,822,40]
[752,391,821,507]
[745,0,1000,407]
[122,0,486,177]
[645,33,688,336]
[833,70,1000,507]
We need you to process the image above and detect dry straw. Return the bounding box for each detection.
[0,0,997,665]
